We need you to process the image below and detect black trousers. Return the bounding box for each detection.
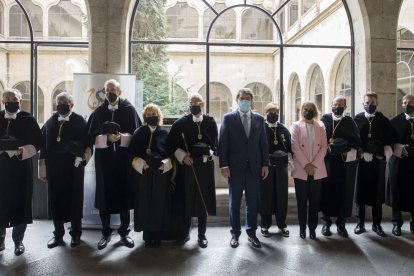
[53,219,82,238]
[391,207,414,227]
[143,231,163,243]
[355,203,382,226]
[0,223,27,244]
[294,176,322,231]
[321,214,346,228]
[99,211,130,237]
[260,214,287,230]
[183,216,207,238]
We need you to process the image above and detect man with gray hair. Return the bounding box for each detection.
[0,88,42,255]
[167,93,218,248]
[386,94,414,236]
[39,92,91,248]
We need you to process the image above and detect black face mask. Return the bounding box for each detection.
[106,92,118,103]
[266,113,279,124]
[332,106,345,116]
[5,102,19,114]
[146,116,158,126]
[402,104,414,115]
[304,110,315,120]
[364,104,377,114]
[190,105,201,115]
[57,104,70,116]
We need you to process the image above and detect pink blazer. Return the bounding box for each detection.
[290,120,328,180]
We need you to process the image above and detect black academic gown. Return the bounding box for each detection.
[386,113,414,212]
[0,110,41,228]
[259,123,291,218]
[320,114,360,217]
[40,112,88,222]
[87,99,141,214]
[354,112,394,206]
[129,125,173,233]
[167,114,218,219]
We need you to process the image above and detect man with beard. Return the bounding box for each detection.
[0,88,42,255]
[320,96,360,238]
[386,94,414,236]
[39,92,91,248]
[353,92,394,237]
[87,79,141,250]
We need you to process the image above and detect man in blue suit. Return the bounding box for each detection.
[219,88,269,248]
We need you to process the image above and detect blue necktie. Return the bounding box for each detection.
[243,113,249,137]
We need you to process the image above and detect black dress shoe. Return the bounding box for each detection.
[47,237,64,248]
[120,235,135,248]
[176,235,190,245]
[354,225,366,235]
[337,227,349,238]
[14,242,25,256]
[97,235,111,250]
[247,234,261,248]
[197,235,208,248]
[372,225,386,237]
[309,229,316,240]
[260,228,271,237]
[230,235,239,248]
[391,226,401,236]
[300,229,306,239]
[321,225,332,236]
[71,236,81,247]
[280,228,290,238]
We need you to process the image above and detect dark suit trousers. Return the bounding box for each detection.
[0,223,27,244]
[391,207,414,227]
[355,203,382,226]
[53,219,82,238]
[294,176,322,231]
[229,165,260,237]
[99,211,130,237]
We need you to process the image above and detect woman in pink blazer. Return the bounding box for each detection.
[291,102,328,239]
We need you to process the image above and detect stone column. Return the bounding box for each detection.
[85,0,133,74]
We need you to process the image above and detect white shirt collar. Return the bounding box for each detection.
[364,111,376,118]
[148,125,157,132]
[4,111,19,120]
[332,113,343,121]
[58,112,71,122]
[238,109,251,118]
[405,113,414,120]
[108,104,118,111]
[193,114,203,123]
[267,122,278,128]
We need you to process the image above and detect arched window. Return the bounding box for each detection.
[245,82,273,115]
[199,82,232,124]
[51,81,73,111]
[49,0,82,37]
[13,81,44,123]
[166,2,198,38]
[203,3,236,39]
[9,1,43,37]
[291,75,301,122]
[0,1,4,35]
[309,66,325,113]
[335,52,352,113]
[241,7,273,40]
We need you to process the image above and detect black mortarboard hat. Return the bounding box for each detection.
[191,142,210,157]
[366,139,384,156]
[269,150,288,166]
[101,121,121,135]
[330,138,351,155]
[0,135,21,151]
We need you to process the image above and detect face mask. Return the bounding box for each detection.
[402,104,414,115]
[239,100,251,113]
[304,110,315,120]
[57,104,70,116]
[332,106,345,116]
[364,104,377,114]
[106,92,118,103]
[146,116,158,126]
[266,113,279,124]
[5,102,19,114]
[190,105,201,115]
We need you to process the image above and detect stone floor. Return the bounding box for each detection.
[1,220,414,275]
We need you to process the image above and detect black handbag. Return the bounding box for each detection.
[101,121,121,135]
[0,135,21,151]
[269,150,288,166]
[330,138,351,155]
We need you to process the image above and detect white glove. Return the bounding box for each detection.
[74,157,83,168]
[362,152,373,162]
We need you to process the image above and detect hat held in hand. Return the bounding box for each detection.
[101,121,121,135]
[269,150,288,166]
[0,135,21,151]
[330,138,351,155]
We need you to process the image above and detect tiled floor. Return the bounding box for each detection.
[1,220,414,275]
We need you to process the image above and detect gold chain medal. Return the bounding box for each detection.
[57,121,65,142]
[146,148,152,156]
[329,137,334,144]
[196,122,203,140]
[367,117,374,138]
[146,128,154,156]
[198,133,203,140]
[330,116,343,144]
[272,127,278,145]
